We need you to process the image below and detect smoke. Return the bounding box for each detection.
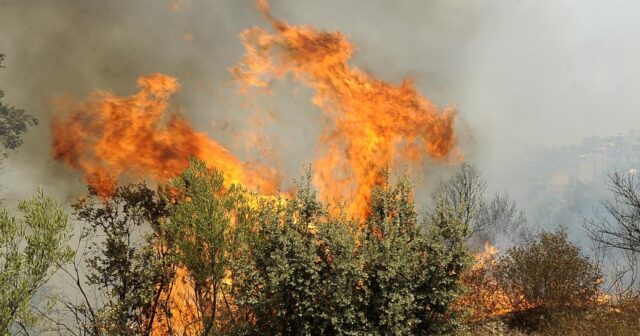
[2,0,640,221]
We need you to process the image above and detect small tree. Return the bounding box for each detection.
[0,189,73,334]
[434,164,530,248]
[230,175,367,335]
[475,192,531,247]
[433,163,486,233]
[162,159,243,335]
[495,229,601,314]
[415,194,471,334]
[369,176,474,335]
[58,183,172,336]
[231,180,327,335]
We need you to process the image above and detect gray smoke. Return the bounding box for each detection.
[1,0,638,229]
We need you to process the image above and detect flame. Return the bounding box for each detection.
[151,267,201,336]
[457,242,535,322]
[233,0,459,217]
[51,74,283,335]
[52,73,279,197]
[149,192,286,336]
[51,0,465,333]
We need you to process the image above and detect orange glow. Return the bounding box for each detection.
[52,73,279,197]
[180,33,194,42]
[233,0,459,218]
[50,0,465,333]
[457,243,533,321]
[151,267,201,336]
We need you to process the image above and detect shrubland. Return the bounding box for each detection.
[2,159,640,335]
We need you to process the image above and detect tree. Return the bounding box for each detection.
[495,229,601,315]
[362,177,470,335]
[584,171,640,290]
[58,183,172,336]
[475,192,531,247]
[0,54,38,160]
[433,163,486,233]
[161,159,244,335]
[0,189,73,334]
[230,175,367,335]
[434,163,530,248]
[586,171,640,254]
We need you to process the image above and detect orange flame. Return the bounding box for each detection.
[150,267,201,336]
[233,0,459,217]
[457,243,515,321]
[52,73,279,197]
[51,1,464,333]
[457,243,541,322]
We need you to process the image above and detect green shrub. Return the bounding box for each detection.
[229,173,470,335]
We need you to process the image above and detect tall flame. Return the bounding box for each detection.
[52,73,279,196]
[233,0,459,217]
[50,1,464,333]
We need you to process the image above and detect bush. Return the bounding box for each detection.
[229,173,470,335]
[0,190,73,334]
[230,178,366,335]
[495,229,601,321]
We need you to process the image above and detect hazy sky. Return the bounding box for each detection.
[1,0,639,204]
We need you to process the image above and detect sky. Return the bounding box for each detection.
[1,0,639,206]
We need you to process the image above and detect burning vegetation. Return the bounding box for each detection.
[52,73,279,198]
[233,0,459,218]
[52,0,459,219]
[4,1,640,336]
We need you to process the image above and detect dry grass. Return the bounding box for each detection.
[461,295,640,336]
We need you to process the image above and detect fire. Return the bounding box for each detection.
[233,0,459,217]
[50,0,464,333]
[53,0,460,216]
[52,73,279,197]
[458,243,515,321]
[151,267,201,336]
[52,74,284,334]
[457,242,540,322]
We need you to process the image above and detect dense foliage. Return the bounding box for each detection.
[229,174,469,335]
[0,190,73,334]
[1,160,635,336]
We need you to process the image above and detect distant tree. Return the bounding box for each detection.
[0,53,38,160]
[495,229,601,315]
[58,183,172,336]
[0,189,73,334]
[434,163,486,234]
[585,171,640,290]
[435,163,530,247]
[585,171,640,254]
[475,192,531,247]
